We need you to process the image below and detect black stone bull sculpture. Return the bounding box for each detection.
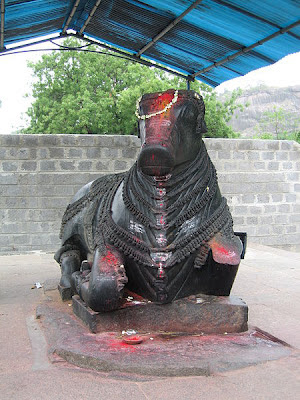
[55,89,244,312]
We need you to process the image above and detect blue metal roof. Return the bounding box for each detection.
[1,0,300,86]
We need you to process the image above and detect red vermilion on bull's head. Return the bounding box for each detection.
[137,89,207,176]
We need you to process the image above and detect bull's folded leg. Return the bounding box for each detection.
[74,246,128,312]
[59,250,81,290]
[206,232,242,295]
[206,254,240,296]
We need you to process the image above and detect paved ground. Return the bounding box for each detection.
[0,243,299,400]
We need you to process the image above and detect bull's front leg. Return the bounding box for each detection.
[74,246,128,312]
[59,249,81,290]
[194,233,243,296]
[206,232,242,295]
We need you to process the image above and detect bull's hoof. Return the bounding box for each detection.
[59,273,75,300]
[88,275,123,312]
[58,283,74,301]
[59,274,73,288]
[72,271,125,312]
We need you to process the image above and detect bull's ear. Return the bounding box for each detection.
[201,119,208,134]
[197,115,207,135]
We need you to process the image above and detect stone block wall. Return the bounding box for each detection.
[0,134,299,254]
[209,139,300,252]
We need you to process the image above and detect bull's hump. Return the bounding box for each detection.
[111,182,126,225]
[71,181,94,204]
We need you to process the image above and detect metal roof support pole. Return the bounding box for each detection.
[79,0,102,35]
[136,0,204,57]
[191,19,300,79]
[62,0,81,34]
[187,80,191,90]
[0,0,5,50]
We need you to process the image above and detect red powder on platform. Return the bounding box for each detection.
[108,339,137,352]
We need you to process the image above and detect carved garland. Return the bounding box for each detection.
[135,90,179,120]
[59,152,233,270]
[92,165,232,269]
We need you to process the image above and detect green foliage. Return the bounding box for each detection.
[254,106,300,142]
[198,84,243,138]
[24,38,243,137]
[295,131,300,144]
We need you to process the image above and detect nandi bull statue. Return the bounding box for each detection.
[55,89,243,312]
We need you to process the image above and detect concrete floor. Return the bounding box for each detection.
[0,243,299,400]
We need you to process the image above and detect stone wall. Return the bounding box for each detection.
[0,134,299,254]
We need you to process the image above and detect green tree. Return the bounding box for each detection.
[200,85,243,138]
[24,38,243,137]
[255,106,300,142]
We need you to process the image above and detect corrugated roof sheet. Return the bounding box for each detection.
[1,0,300,86]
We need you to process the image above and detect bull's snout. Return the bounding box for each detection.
[137,145,175,176]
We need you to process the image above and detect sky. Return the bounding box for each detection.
[0,38,300,134]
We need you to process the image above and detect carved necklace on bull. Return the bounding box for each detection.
[128,90,218,229]
[95,91,233,270]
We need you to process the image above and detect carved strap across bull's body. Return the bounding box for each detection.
[59,173,126,259]
[92,144,234,271]
[59,173,125,239]
[59,143,234,274]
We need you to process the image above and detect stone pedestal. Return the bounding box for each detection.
[72,293,248,334]
[36,283,292,377]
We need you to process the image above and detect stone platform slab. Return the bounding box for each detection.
[72,293,248,334]
[36,292,292,377]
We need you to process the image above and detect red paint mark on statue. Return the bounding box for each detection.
[157,215,165,227]
[150,92,174,116]
[143,91,183,145]
[208,236,240,265]
[214,245,230,256]
[101,250,119,266]
[98,248,123,273]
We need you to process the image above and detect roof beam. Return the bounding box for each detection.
[0,0,5,50]
[79,0,102,35]
[69,32,193,81]
[191,19,300,79]
[136,0,204,57]
[62,0,81,34]
[0,34,62,55]
[0,31,193,82]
